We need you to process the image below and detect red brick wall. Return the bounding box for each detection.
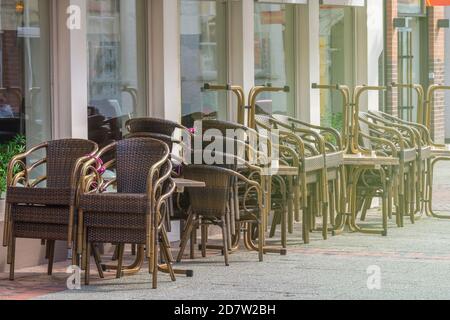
[385,0,399,117]
[428,6,446,143]
[385,2,447,142]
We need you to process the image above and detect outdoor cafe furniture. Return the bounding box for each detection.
[77,138,176,289]
[4,139,98,280]
[358,112,417,227]
[177,165,265,265]
[184,119,293,255]
[369,110,429,221]
[255,114,326,244]
[272,114,346,238]
[197,119,293,251]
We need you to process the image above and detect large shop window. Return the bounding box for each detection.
[398,0,425,15]
[0,0,51,147]
[180,0,228,128]
[319,6,354,130]
[87,0,147,148]
[254,3,295,116]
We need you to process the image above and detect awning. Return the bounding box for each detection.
[427,0,450,6]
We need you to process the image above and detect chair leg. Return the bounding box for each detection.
[131,244,137,256]
[161,241,176,282]
[269,210,280,238]
[112,245,119,261]
[201,224,207,258]
[152,234,158,290]
[92,244,104,279]
[116,244,125,279]
[221,221,229,267]
[177,214,195,262]
[9,235,16,281]
[47,240,55,276]
[85,241,91,285]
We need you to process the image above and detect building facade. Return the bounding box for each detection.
[0,0,449,269]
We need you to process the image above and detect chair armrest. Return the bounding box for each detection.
[7,143,48,188]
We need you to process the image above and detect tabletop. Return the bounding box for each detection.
[343,154,399,166]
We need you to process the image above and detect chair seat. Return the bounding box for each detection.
[79,193,148,214]
[14,223,68,241]
[12,205,69,225]
[7,187,72,206]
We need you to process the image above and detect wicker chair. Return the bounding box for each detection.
[77,138,175,289]
[255,115,326,244]
[273,114,346,237]
[4,139,98,280]
[177,165,264,265]
[368,110,429,220]
[359,112,417,226]
[194,120,292,252]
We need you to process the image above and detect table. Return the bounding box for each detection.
[334,155,400,236]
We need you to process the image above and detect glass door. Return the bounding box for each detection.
[87,0,147,148]
[0,0,52,147]
[397,17,426,122]
[180,0,228,127]
[254,3,296,116]
[319,5,355,130]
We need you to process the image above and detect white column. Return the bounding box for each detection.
[298,2,320,125]
[229,0,255,122]
[149,0,182,123]
[52,0,88,139]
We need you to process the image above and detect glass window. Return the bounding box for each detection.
[398,0,424,15]
[0,0,51,147]
[319,6,354,129]
[254,3,295,116]
[87,0,147,148]
[180,0,228,128]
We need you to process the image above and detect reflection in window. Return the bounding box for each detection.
[254,4,295,116]
[398,0,424,15]
[87,0,146,148]
[180,0,228,128]
[0,0,51,147]
[319,6,354,130]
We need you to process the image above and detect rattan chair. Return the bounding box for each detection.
[77,138,175,289]
[177,165,264,265]
[359,112,417,226]
[369,110,430,220]
[255,115,326,244]
[4,139,98,280]
[273,114,346,237]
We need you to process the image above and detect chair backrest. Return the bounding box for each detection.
[46,139,98,189]
[115,138,169,194]
[184,165,232,218]
[126,117,183,137]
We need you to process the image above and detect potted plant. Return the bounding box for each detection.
[0,135,26,202]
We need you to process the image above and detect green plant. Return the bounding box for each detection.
[0,135,26,196]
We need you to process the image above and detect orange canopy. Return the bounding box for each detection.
[427,0,450,6]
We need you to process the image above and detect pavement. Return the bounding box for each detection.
[1,163,450,300]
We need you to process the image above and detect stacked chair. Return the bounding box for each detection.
[4,139,98,280]
[77,138,175,289]
[4,80,450,289]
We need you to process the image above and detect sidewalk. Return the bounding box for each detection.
[1,163,450,300]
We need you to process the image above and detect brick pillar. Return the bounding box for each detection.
[385,0,399,117]
[428,6,446,144]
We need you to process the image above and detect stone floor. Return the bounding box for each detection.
[1,163,450,300]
